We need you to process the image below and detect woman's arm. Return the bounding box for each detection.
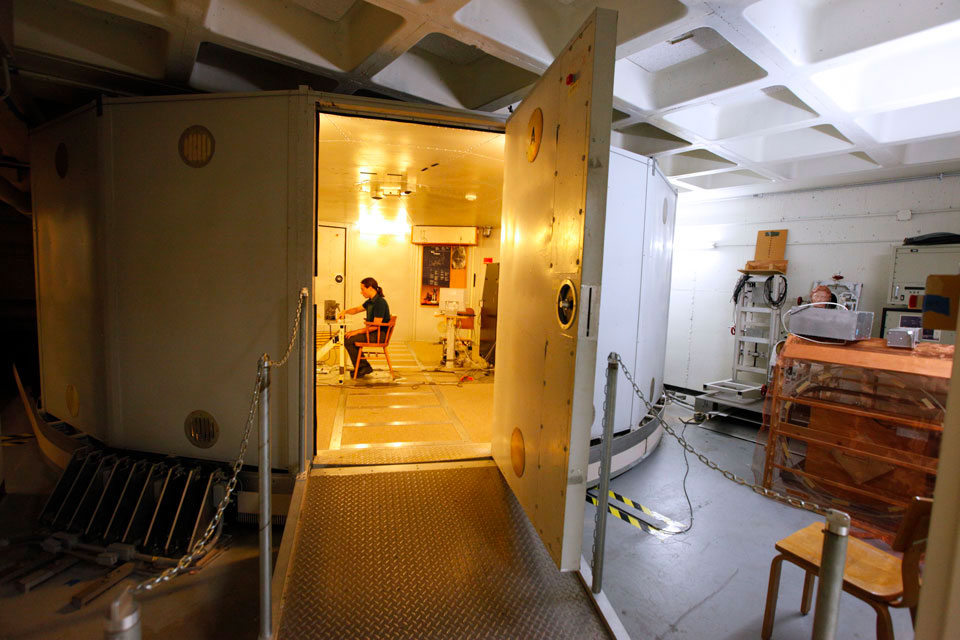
[338,305,364,319]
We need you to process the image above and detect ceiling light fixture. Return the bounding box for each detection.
[358,171,415,200]
[465,193,477,201]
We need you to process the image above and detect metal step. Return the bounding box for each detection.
[275,460,611,639]
[38,449,226,562]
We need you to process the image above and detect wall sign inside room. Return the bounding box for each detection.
[421,245,467,305]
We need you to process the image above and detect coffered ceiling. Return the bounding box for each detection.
[10,0,960,201]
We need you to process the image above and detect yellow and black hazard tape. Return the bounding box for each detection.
[586,493,669,540]
[586,489,687,540]
[1,433,36,447]
[604,489,685,533]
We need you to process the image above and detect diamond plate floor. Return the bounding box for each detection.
[277,463,610,639]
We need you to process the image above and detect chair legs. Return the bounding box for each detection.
[801,571,815,615]
[382,347,394,376]
[353,347,364,379]
[762,554,786,639]
[867,600,894,640]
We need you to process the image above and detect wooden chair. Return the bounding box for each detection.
[354,315,397,379]
[761,496,933,640]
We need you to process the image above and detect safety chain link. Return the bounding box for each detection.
[610,353,831,518]
[269,290,307,369]
[133,290,307,593]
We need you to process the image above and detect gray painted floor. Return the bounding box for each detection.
[583,405,914,640]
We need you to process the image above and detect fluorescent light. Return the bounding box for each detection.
[465,193,477,201]
[355,205,410,237]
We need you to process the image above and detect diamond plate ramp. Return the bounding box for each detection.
[277,462,610,639]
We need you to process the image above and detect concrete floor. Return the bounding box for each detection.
[2,385,915,639]
[585,405,915,640]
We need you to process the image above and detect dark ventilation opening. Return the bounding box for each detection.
[184,410,219,448]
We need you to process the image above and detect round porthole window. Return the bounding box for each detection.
[556,279,577,330]
[178,125,215,168]
[526,108,543,163]
[510,427,525,478]
[184,410,219,448]
[65,384,80,417]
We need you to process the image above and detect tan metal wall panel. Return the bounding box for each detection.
[101,94,310,467]
[31,106,108,437]
[493,9,617,570]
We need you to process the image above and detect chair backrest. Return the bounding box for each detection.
[893,496,933,610]
[365,315,397,346]
[458,307,476,331]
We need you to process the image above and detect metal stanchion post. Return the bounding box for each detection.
[258,355,272,640]
[104,587,141,640]
[591,353,618,594]
[811,510,850,640]
[298,288,308,475]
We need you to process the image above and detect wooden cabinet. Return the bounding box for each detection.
[761,336,952,539]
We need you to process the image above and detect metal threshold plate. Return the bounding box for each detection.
[277,462,610,639]
[313,442,492,467]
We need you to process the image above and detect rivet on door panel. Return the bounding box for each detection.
[510,428,525,477]
[557,279,577,329]
[65,384,79,417]
[526,108,543,162]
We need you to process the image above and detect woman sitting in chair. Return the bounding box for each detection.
[338,277,391,378]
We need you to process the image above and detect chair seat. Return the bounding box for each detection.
[776,523,903,600]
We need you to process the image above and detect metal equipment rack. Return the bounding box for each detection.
[698,275,783,414]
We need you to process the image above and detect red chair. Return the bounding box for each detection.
[354,316,397,379]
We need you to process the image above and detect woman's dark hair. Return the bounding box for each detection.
[361,277,384,298]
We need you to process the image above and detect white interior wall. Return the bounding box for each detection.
[665,175,960,390]
[343,227,501,346]
[345,230,417,342]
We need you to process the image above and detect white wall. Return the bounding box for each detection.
[665,175,960,390]
[345,227,501,345]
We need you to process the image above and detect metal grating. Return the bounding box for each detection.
[277,464,609,639]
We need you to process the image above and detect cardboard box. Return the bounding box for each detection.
[755,229,788,261]
[742,259,788,273]
[923,274,960,330]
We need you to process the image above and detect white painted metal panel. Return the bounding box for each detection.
[100,93,313,467]
[492,8,617,571]
[589,150,649,438]
[30,106,107,437]
[315,225,346,319]
[631,162,678,425]
[411,226,478,245]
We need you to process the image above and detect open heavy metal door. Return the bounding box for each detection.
[492,8,617,571]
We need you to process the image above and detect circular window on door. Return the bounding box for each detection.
[556,279,577,330]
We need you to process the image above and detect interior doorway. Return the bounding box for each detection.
[312,111,504,464]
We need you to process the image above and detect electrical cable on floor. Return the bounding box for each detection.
[674,418,697,535]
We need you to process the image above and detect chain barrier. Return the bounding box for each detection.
[610,353,832,518]
[132,290,307,594]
